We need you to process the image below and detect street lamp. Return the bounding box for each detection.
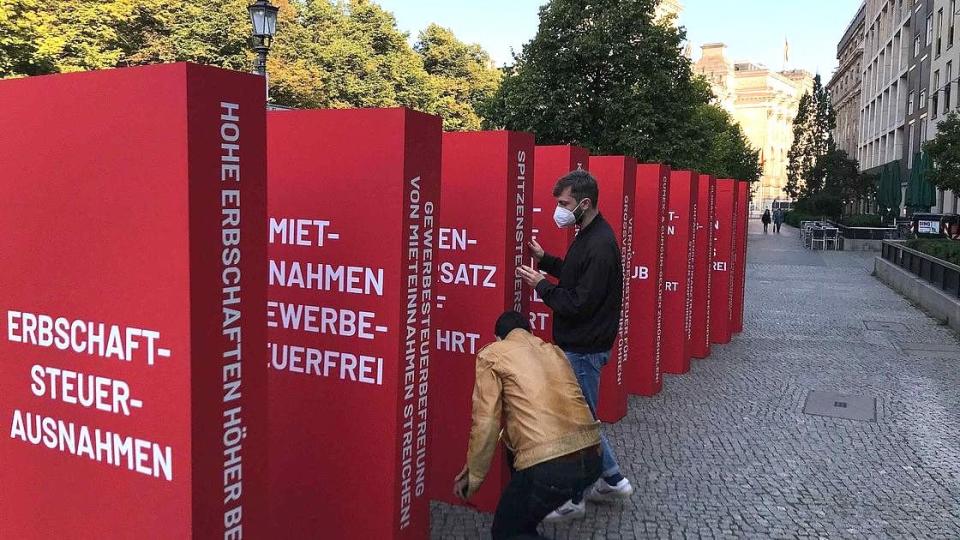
[248,0,279,77]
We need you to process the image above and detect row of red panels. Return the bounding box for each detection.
[0,64,748,539]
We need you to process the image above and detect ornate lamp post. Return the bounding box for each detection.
[248,0,279,77]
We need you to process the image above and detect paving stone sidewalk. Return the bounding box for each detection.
[430,220,960,539]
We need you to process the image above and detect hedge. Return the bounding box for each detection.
[905,239,960,266]
[839,214,884,227]
[783,211,820,228]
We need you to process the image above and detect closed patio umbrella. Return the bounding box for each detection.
[915,152,936,209]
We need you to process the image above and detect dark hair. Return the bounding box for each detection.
[552,169,599,208]
[494,310,531,339]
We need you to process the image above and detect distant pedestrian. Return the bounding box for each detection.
[773,208,784,233]
[761,209,771,234]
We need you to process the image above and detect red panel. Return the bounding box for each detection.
[0,63,267,539]
[662,171,698,374]
[710,179,737,345]
[731,181,750,333]
[690,175,716,359]
[625,164,670,396]
[529,145,589,340]
[589,156,636,423]
[428,131,534,512]
[266,108,441,539]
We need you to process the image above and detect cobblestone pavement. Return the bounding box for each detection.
[430,220,960,539]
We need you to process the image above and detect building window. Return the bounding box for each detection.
[928,13,935,46]
[947,62,954,113]
[951,0,956,48]
[937,8,944,57]
[933,70,940,118]
[909,91,915,114]
[915,32,922,56]
[908,124,916,168]
[921,88,927,110]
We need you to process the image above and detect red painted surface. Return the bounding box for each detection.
[710,179,737,345]
[731,181,750,333]
[690,175,716,359]
[625,164,670,396]
[589,156,636,422]
[428,131,534,512]
[662,171,698,374]
[267,108,440,539]
[0,63,268,539]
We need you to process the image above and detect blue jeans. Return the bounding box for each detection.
[563,351,621,479]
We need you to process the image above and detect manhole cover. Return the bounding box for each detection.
[803,391,876,422]
[897,342,960,358]
[863,321,908,332]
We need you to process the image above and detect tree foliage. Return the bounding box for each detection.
[813,148,872,208]
[0,0,498,127]
[0,0,56,76]
[484,0,760,180]
[687,103,762,181]
[414,23,501,131]
[924,110,960,193]
[785,74,835,199]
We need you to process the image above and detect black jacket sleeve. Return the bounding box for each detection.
[538,252,564,279]
[534,248,610,318]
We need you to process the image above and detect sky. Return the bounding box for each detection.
[375,0,865,78]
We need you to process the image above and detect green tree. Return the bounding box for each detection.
[785,74,835,199]
[0,0,56,76]
[3,0,445,114]
[811,148,869,209]
[924,110,960,193]
[269,0,436,110]
[414,23,501,131]
[487,0,752,175]
[687,103,762,181]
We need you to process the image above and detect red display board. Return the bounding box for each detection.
[589,156,636,423]
[0,63,268,539]
[690,175,716,359]
[625,164,670,396]
[731,181,750,333]
[662,171,698,374]
[529,145,589,339]
[429,131,534,512]
[710,179,737,345]
[266,108,441,539]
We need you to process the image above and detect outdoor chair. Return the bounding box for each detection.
[823,227,840,250]
[799,221,812,244]
[802,223,818,248]
[809,227,826,250]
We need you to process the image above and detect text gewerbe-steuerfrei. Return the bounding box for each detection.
[268,175,435,531]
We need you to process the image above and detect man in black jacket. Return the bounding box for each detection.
[518,170,634,523]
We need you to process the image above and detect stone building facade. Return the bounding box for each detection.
[927,0,960,213]
[694,44,812,211]
[828,3,866,159]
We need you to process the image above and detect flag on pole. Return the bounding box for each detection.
[784,37,789,67]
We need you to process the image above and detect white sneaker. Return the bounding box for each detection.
[585,477,634,502]
[542,499,585,523]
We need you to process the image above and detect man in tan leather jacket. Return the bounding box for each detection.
[453,311,602,539]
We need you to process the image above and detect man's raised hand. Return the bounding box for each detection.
[528,238,545,261]
[517,265,545,288]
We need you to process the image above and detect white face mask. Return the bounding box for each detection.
[553,199,585,228]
